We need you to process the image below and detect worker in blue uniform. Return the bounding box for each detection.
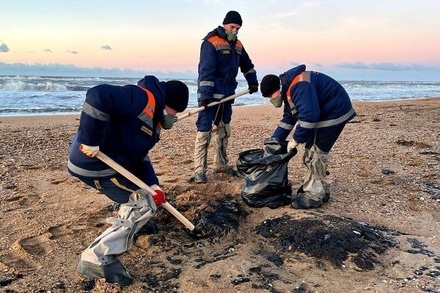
[261,64,356,209]
[68,76,189,286]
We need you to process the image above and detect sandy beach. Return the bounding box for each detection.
[0,98,439,292]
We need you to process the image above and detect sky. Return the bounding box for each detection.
[1,0,440,81]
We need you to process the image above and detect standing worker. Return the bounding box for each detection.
[260,64,356,209]
[67,76,189,286]
[194,10,259,183]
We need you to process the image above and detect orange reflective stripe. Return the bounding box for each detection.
[136,86,156,118]
[236,40,243,49]
[287,72,306,97]
[208,36,228,47]
[287,72,306,104]
[208,36,243,50]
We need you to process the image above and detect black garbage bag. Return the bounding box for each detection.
[236,137,297,209]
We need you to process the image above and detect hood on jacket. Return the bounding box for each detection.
[281,64,307,88]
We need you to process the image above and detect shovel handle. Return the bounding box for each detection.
[177,89,250,121]
[95,151,195,231]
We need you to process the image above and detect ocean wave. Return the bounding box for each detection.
[0,106,82,116]
[1,75,439,116]
[1,80,67,91]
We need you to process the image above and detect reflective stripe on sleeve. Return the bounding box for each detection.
[298,108,356,129]
[68,159,117,177]
[82,101,109,121]
[277,121,295,131]
[244,68,256,76]
[200,81,215,87]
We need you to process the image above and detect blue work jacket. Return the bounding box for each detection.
[273,65,356,143]
[68,76,166,186]
[197,26,257,105]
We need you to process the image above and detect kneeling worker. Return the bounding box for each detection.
[68,76,189,286]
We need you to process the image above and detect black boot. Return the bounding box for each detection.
[77,258,133,287]
[291,186,326,209]
[322,182,331,203]
[291,193,323,209]
[322,192,330,203]
[136,221,158,235]
[214,167,239,177]
[194,171,208,183]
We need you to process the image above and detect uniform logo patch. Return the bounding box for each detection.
[141,126,153,136]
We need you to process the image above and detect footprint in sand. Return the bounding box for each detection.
[0,209,109,274]
[0,237,44,271]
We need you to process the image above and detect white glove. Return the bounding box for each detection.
[79,144,100,157]
[287,139,298,153]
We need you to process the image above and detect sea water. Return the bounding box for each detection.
[0,75,439,117]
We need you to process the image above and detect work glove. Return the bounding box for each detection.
[79,144,100,157]
[150,184,166,206]
[199,99,211,109]
[287,139,298,153]
[248,82,259,94]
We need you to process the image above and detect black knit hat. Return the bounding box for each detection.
[165,80,189,112]
[261,75,281,97]
[223,11,242,26]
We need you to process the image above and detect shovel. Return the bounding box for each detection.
[95,151,195,231]
[177,89,250,121]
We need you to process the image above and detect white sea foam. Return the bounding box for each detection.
[0,75,439,116]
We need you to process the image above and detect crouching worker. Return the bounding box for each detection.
[260,64,356,209]
[67,76,189,286]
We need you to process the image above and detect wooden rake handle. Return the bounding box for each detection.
[176,89,250,121]
[95,151,195,231]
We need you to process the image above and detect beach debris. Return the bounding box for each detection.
[421,181,440,198]
[381,168,396,175]
[258,249,284,266]
[419,150,440,155]
[404,238,440,291]
[256,214,400,270]
[142,270,181,292]
[189,199,243,240]
[0,273,23,287]
[406,238,437,257]
[395,139,431,148]
[247,265,285,291]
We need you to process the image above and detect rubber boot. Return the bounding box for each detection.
[194,131,211,183]
[292,146,331,209]
[77,189,156,286]
[77,258,133,287]
[213,122,238,176]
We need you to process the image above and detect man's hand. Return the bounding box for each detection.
[79,144,100,157]
[248,82,259,94]
[200,99,211,109]
[150,185,166,206]
[287,139,298,153]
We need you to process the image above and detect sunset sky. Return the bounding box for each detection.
[1,0,439,81]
